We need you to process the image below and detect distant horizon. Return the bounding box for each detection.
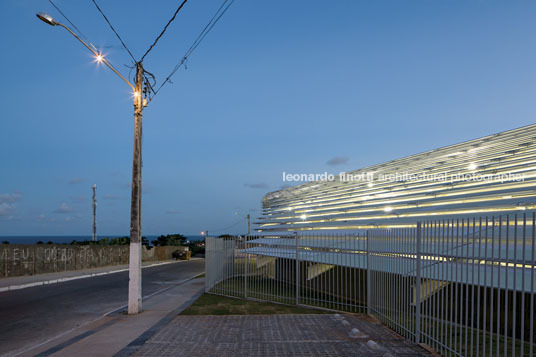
[0,234,210,245]
[0,233,238,238]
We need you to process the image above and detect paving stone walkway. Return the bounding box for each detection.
[133,314,431,356]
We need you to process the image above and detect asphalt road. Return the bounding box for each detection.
[0,259,205,356]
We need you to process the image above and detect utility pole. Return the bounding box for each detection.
[128,62,144,314]
[37,0,235,314]
[92,184,97,241]
[247,214,250,235]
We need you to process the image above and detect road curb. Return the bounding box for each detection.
[0,258,202,293]
[8,271,205,357]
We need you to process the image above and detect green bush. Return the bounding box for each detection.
[151,234,186,247]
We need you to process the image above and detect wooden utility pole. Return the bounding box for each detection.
[92,184,97,241]
[128,62,144,314]
[247,214,251,235]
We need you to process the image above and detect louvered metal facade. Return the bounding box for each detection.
[258,124,536,231]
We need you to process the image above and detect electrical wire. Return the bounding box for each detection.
[48,0,97,51]
[150,0,234,100]
[207,216,247,234]
[90,0,137,63]
[140,0,189,62]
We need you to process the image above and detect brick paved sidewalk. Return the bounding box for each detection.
[131,314,431,356]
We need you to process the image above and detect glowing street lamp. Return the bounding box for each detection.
[37,11,146,314]
[36,12,134,91]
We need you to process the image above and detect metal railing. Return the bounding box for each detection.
[205,213,536,356]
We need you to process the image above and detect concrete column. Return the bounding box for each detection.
[128,242,142,314]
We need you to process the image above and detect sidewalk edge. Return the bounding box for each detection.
[0,258,202,292]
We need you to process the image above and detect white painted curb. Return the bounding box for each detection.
[0,258,202,293]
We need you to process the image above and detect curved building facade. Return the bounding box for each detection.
[258,124,536,231]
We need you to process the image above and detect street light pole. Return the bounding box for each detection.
[36,13,135,91]
[36,11,146,314]
[128,62,144,314]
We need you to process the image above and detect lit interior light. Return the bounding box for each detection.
[503,195,513,199]
[367,182,374,188]
[384,206,393,213]
[286,207,292,211]
[468,163,478,170]
[300,214,307,220]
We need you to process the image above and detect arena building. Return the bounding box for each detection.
[258,124,536,231]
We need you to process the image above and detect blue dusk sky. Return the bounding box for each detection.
[1,0,536,236]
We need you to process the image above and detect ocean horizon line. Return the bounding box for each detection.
[0,235,206,245]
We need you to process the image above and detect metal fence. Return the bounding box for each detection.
[205,213,536,357]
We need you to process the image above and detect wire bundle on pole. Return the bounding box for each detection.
[48,0,235,101]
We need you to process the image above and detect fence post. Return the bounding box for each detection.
[366,230,371,315]
[244,236,248,299]
[204,238,209,293]
[295,232,299,306]
[415,222,422,344]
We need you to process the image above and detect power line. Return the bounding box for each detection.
[140,0,189,63]
[48,0,97,51]
[208,216,247,234]
[90,0,137,63]
[151,0,234,100]
[49,0,133,88]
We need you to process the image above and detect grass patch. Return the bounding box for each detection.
[210,276,366,313]
[181,293,331,316]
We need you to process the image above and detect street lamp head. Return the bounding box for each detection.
[36,12,58,26]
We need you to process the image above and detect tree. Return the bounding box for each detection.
[151,234,187,247]
[142,237,150,247]
[67,236,150,246]
[186,239,205,256]
[1,241,9,244]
